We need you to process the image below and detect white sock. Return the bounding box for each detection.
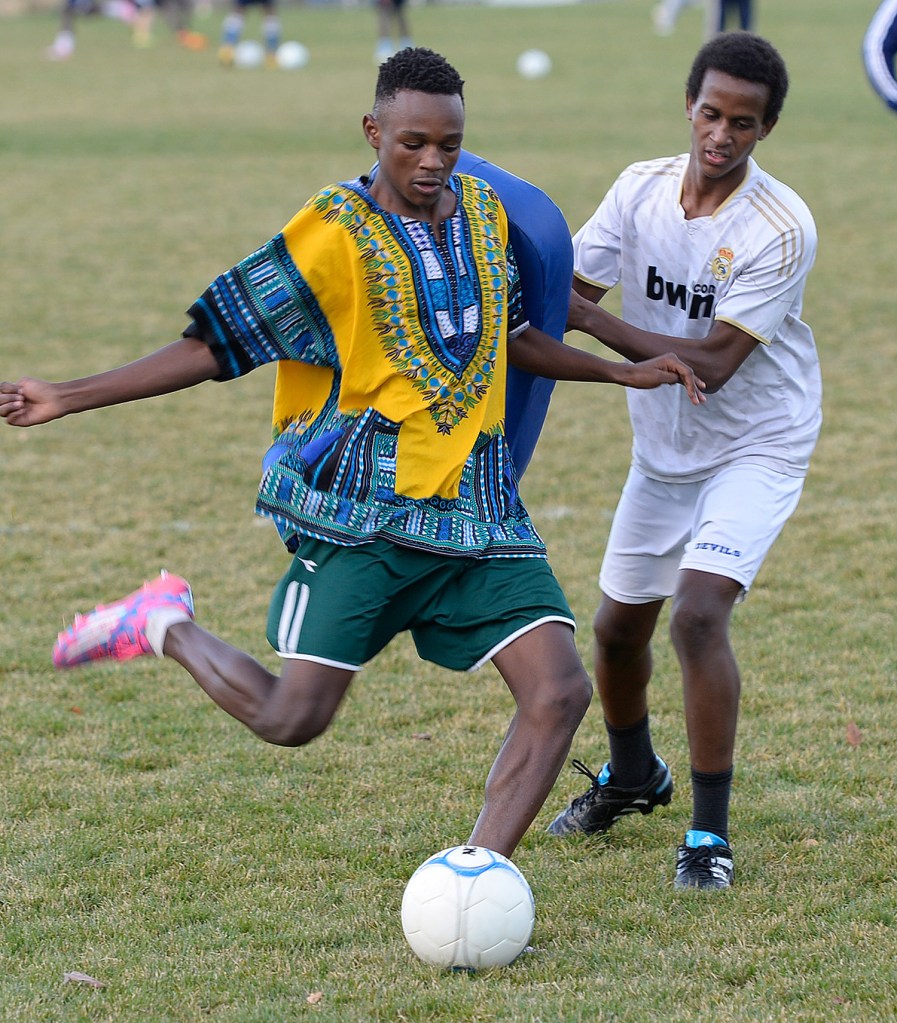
[145,606,192,658]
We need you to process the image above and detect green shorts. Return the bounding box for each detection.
[266,537,575,672]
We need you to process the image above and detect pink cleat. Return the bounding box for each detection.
[53,571,194,669]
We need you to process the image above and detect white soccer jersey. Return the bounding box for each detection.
[573,153,822,483]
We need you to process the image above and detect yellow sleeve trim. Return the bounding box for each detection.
[715,315,772,346]
[574,269,616,290]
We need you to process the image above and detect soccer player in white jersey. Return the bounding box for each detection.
[547,31,822,890]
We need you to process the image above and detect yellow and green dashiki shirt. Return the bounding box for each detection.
[185,173,546,559]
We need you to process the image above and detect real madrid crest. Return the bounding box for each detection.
[710,247,734,283]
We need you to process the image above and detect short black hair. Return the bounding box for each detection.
[686,31,789,123]
[374,47,465,112]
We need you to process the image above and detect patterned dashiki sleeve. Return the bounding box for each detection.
[183,232,338,381]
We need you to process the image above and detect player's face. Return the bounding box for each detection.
[363,90,464,219]
[686,69,776,185]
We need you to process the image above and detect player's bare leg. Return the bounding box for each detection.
[542,596,670,839]
[668,569,740,888]
[163,621,355,747]
[669,569,742,772]
[467,622,592,857]
[593,596,664,727]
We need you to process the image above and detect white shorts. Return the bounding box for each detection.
[599,463,807,604]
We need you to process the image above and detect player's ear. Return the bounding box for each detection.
[363,113,380,150]
[758,116,778,141]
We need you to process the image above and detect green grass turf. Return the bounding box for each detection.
[2,1,897,1019]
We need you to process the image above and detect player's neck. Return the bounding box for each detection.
[680,163,748,220]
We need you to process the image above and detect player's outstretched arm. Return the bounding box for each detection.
[509,325,706,406]
[567,283,756,394]
[0,338,220,428]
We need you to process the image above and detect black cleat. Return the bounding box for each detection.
[546,756,673,837]
[674,834,734,890]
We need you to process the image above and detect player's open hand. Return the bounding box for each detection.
[625,354,706,406]
[0,378,64,427]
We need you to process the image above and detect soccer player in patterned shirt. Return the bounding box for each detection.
[1,48,702,861]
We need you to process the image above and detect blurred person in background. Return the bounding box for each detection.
[651,0,703,38]
[46,0,206,59]
[863,0,897,113]
[713,0,754,34]
[218,0,281,67]
[46,0,134,60]
[374,0,413,65]
[131,0,208,50]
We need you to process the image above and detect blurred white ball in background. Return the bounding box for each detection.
[516,49,552,79]
[233,39,264,69]
[276,41,310,70]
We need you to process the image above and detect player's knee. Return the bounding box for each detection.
[568,673,593,725]
[593,609,649,660]
[252,712,328,748]
[669,598,727,653]
[533,663,592,729]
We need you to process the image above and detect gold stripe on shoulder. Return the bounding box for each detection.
[748,183,806,279]
[629,156,682,179]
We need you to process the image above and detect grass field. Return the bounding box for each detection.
[2,1,897,1020]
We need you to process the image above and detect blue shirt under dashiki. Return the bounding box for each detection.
[185,174,547,559]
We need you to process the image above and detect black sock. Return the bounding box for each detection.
[690,767,734,844]
[606,715,655,788]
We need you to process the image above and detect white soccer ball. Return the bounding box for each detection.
[276,40,309,70]
[516,48,552,80]
[401,845,535,970]
[233,39,264,69]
